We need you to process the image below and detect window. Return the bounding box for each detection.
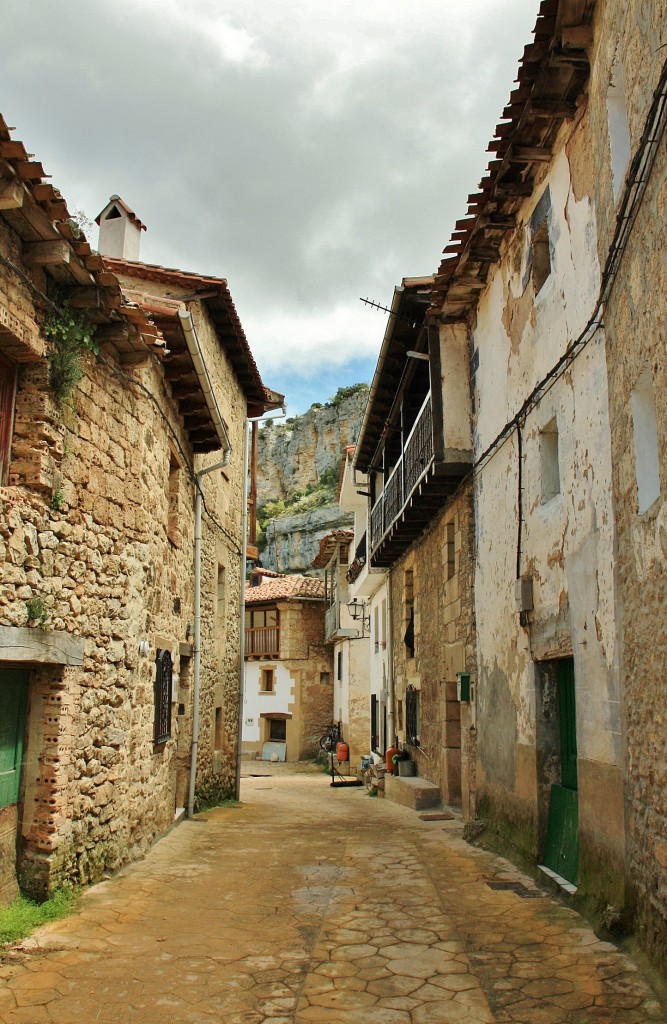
[607,48,631,202]
[540,418,560,504]
[337,651,343,681]
[154,649,173,744]
[631,371,660,513]
[446,521,456,580]
[320,671,331,685]
[404,569,415,658]
[529,189,552,296]
[216,565,226,628]
[374,605,379,652]
[381,599,387,647]
[269,719,286,742]
[214,707,223,751]
[260,667,275,693]
[245,606,279,656]
[0,353,17,486]
[406,685,420,747]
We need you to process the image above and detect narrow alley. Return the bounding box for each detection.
[0,767,664,1024]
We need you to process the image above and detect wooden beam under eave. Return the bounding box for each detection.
[67,286,100,309]
[561,25,594,48]
[510,146,552,163]
[23,239,71,266]
[0,178,24,211]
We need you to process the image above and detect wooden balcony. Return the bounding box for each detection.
[245,626,279,658]
[369,392,468,568]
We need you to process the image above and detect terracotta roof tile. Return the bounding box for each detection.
[311,529,354,569]
[245,574,325,604]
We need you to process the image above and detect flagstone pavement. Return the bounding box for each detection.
[0,764,665,1024]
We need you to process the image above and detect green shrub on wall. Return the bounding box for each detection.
[44,302,98,409]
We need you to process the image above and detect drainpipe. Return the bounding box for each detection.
[179,310,232,820]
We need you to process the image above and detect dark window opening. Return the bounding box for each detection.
[406,685,420,747]
[269,718,286,742]
[154,649,173,744]
[105,205,122,220]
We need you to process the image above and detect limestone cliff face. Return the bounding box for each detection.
[262,505,354,576]
[257,388,368,573]
[257,388,368,503]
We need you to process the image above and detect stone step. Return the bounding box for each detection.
[385,774,442,811]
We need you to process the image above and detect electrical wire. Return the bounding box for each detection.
[472,51,667,481]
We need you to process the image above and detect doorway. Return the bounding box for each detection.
[542,658,579,885]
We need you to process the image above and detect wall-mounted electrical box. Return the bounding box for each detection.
[457,672,471,702]
[515,576,534,613]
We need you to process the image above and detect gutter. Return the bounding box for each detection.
[179,309,232,820]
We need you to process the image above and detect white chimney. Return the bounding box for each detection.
[95,195,146,261]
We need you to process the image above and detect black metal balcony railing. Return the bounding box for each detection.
[246,626,279,657]
[370,393,434,551]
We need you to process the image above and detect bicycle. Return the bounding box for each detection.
[319,722,342,753]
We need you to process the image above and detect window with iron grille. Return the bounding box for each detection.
[406,685,420,747]
[154,648,173,744]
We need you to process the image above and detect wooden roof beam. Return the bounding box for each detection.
[23,239,71,267]
[0,178,24,211]
[510,146,552,163]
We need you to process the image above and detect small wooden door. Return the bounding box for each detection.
[0,669,29,808]
[543,658,579,884]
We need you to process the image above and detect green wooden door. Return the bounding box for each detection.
[543,658,579,884]
[0,669,29,808]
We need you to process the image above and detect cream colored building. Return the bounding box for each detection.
[242,569,332,761]
[428,0,667,952]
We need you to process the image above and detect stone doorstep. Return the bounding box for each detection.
[384,773,442,812]
[538,863,578,895]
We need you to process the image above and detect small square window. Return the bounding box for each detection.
[260,668,275,693]
[540,419,560,504]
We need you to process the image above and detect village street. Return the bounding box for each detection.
[0,766,664,1024]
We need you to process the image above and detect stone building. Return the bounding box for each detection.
[0,121,277,902]
[427,0,667,958]
[585,0,667,968]
[354,277,476,809]
[241,569,332,761]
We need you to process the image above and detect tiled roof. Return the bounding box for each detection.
[103,256,272,414]
[311,530,354,569]
[430,0,594,317]
[245,574,325,604]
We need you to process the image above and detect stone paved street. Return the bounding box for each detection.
[0,767,665,1024]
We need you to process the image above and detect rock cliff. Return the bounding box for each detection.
[256,386,368,573]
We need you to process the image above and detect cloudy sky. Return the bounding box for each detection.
[1,0,536,414]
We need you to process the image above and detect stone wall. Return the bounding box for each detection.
[587,0,667,968]
[0,240,248,897]
[389,482,476,809]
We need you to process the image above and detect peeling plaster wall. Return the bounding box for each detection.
[472,136,624,894]
[587,0,667,967]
